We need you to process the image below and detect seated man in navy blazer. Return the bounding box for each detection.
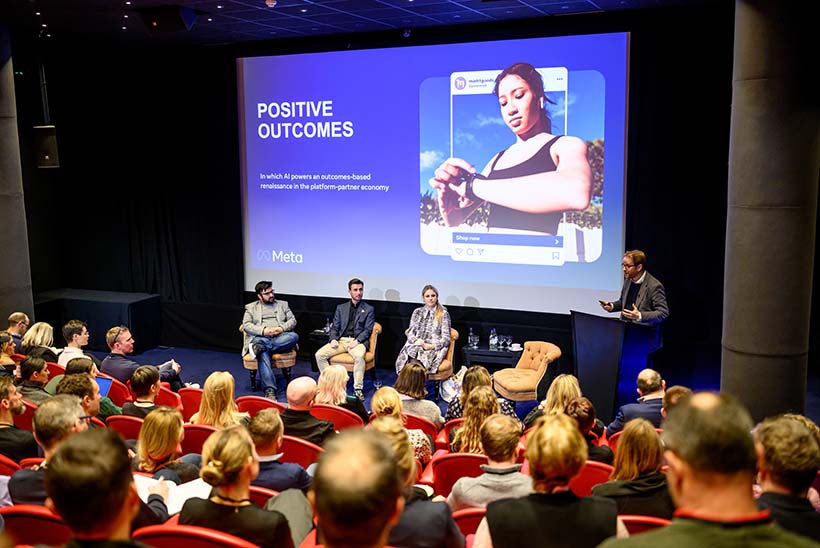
[315,278,375,401]
[606,368,665,438]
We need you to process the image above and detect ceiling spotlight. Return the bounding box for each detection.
[265,0,277,7]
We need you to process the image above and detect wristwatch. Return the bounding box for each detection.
[464,171,486,202]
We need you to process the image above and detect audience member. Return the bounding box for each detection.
[0,376,38,462]
[309,428,404,548]
[565,396,613,464]
[591,418,674,518]
[606,368,665,437]
[101,325,192,391]
[661,384,692,418]
[754,415,820,541]
[315,278,375,401]
[371,386,433,465]
[20,321,59,363]
[57,319,101,368]
[0,331,16,370]
[523,373,582,429]
[122,365,161,418]
[600,392,816,548]
[394,360,444,428]
[451,386,500,454]
[448,414,532,511]
[179,426,295,548]
[473,414,625,548]
[44,429,154,548]
[315,364,369,424]
[17,356,53,405]
[247,408,312,492]
[47,357,122,420]
[189,371,249,428]
[9,395,88,505]
[370,416,465,548]
[444,365,518,423]
[56,374,101,423]
[6,312,29,351]
[280,376,335,447]
[134,406,199,482]
[242,280,300,400]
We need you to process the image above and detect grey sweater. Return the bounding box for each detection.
[447,464,533,511]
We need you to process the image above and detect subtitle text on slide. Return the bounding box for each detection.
[257,172,389,192]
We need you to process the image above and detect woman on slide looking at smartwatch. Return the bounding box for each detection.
[431,62,592,236]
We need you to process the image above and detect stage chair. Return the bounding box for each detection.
[619,514,671,534]
[179,386,204,421]
[249,485,279,507]
[45,361,65,379]
[328,322,382,383]
[310,403,364,431]
[403,413,439,442]
[569,460,614,497]
[13,398,37,431]
[156,384,184,411]
[435,418,465,451]
[453,507,486,537]
[280,435,323,469]
[181,424,218,455]
[0,504,72,547]
[425,328,459,402]
[0,453,20,475]
[235,395,286,416]
[492,341,561,401]
[133,524,260,548]
[239,325,296,391]
[106,415,144,440]
[431,453,488,497]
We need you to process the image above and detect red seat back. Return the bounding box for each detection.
[156,385,183,411]
[132,524,260,548]
[453,507,487,536]
[106,415,144,440]
[569,460,614,496]
[0,453,21,475]
[19,457,46,469]
[98,372,133,407]
[431,453,488,497]
[0,504,72,547]
[236,395,286,416]
[403,413,438,441]
[249,485,279,507]
[435,418,465,451]
[280,435,323,469]
[13,398,38,431]
[45,361,65,380]
[619,514,671,534]
[310,403,364,431]
[10,353,26,363]
[181,424,218,455]
[179,387,204,422]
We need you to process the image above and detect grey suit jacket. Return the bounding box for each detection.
[242,299,297,356]
[611,271,669,326]
[329,300,375,351]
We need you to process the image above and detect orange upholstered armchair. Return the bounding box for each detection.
[492,341,561,401]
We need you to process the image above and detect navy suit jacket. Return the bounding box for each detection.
[329,300,375,351]
[606,396,664,438]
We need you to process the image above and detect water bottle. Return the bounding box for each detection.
[324,316,331,333]
[472,329,480,348]
[489,328,498,350]
[468,327,476,349]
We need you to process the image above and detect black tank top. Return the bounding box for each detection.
[486,134,563,234]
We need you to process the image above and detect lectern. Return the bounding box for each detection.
[571,310,657,424]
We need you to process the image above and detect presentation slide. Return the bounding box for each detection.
[238,32,628,315]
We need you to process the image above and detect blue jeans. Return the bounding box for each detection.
[252,332,299,391]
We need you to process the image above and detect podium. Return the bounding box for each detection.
[571,310,657,424]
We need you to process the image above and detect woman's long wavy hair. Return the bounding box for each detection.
[452,386,500,454]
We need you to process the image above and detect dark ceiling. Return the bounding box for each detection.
[1,0,702,46]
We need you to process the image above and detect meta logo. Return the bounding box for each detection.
[257,249,304,263]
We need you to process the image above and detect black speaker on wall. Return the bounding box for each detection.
[33,125,59,169]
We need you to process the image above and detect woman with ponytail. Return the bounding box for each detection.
[396,285,451,375]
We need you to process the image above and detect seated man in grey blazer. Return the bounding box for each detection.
[315,278,375,401]
[243,280,299,400]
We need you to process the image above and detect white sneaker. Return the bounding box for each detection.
[184,382,200,389]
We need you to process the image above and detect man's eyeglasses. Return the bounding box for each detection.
[622,263,636,269]
[78,415,92,424]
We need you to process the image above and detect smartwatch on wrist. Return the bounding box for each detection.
[465,172,485,202]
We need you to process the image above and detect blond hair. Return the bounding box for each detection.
[192,371,249,428]
[525,414,587,493]
[611,419,663,481]
[200,425,255,487]
[316,364,349,406]
[421,285,445,326]
[369,416,416,486]
[371,387,403,420]
[137,407,184,473]
[459,366,492,408]
[21,322,54,353]
[452,386,499,454]
[543,374,581,415]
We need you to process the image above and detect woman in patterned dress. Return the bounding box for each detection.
[395,285,451,374]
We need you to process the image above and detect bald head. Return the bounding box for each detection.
[287,376,318,410]
[637,368,663,396]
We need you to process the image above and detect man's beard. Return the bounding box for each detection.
[12,403,25,416]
